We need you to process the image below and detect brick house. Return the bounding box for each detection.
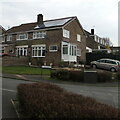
[0,25,6,53]
[85,29,113,53]
[3,14,86,66]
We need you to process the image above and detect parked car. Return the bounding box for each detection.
[91,58,120,72]
[0,53,10,57]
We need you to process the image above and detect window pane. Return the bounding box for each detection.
[38,49,41,56]
[77,34,81,42]
[63,45,68,54]
[42,50,45,56]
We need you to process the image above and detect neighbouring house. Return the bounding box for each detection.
[0,25,6,54]
[3,14,86,66]
[85,29,113,53]
[110,46,120,55]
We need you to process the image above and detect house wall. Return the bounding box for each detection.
[63,18,86,63]
[4,18,86,66]
[9,29,63,66]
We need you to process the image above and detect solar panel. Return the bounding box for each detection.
[34,17,72,29]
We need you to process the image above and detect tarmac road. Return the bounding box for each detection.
[1,77,119,119]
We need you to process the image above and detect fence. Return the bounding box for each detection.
[86,52,120,65]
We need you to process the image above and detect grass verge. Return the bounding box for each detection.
[2,66,51,75]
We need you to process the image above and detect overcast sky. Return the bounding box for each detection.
[0,0,119,46]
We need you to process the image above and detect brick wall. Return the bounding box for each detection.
[2,56,29,66]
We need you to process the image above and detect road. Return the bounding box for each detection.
[2,77,34,119]
[1,77,119,119]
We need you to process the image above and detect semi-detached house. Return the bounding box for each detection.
[3,14,86,66]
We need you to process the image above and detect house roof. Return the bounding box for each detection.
[5,16,75,34]
[0,25,6,34]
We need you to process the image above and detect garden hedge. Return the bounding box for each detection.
[17,83,120,119]
[51,69,116,83]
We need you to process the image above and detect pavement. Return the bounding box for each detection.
[2,73,119,87]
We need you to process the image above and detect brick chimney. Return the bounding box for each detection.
[37,14,43,25]
[91,29,94,35]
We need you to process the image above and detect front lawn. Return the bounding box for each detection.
[2,66,51,75]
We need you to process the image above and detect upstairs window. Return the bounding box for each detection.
[7,35,12,41]
[49,45,58,52]
[17,33,28,40]
[77,34,81,42]
[1,35,5,42]
[33,31,46,39]
[63,29,70,38]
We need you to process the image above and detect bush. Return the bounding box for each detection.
[97,71,112,82]
[51,69,119,83]
[69,70,84,82]
[51,70,84,82]
[51,70,70,80]
[117,72,120,80]
[17,83,120,119]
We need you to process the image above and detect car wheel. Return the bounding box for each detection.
[92,64,97,69]
[110,68,116,72]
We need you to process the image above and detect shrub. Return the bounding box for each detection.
[51,70,84,82]
[97,71,112,82]
[17,83,120,119]
[69,70,84,82]
[51,70,70,80]
[117,71,120,80]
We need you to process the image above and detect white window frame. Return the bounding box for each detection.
[69,45,77,56]
[16,45,28,56]
[77,34,81,42]
[49,45,58,52]
[63,29,70,38]
[7,35,12,41]
[33,31,46,39]
[77,48,81,56]
[17,33,28,40]
[32,45,46,57]
[63,44,68,55]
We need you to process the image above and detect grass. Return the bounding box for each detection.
[2,66,51,75]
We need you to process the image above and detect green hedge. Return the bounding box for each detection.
[17,83,120,119]
[51,70,115,83]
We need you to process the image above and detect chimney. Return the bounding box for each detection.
[37,14,43,25]
[91,29,94,35]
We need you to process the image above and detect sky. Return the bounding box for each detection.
[0,0,119,46]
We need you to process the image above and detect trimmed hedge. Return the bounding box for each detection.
[51,70,116,83]
[97,71,112,82]
[17,83,120,119]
